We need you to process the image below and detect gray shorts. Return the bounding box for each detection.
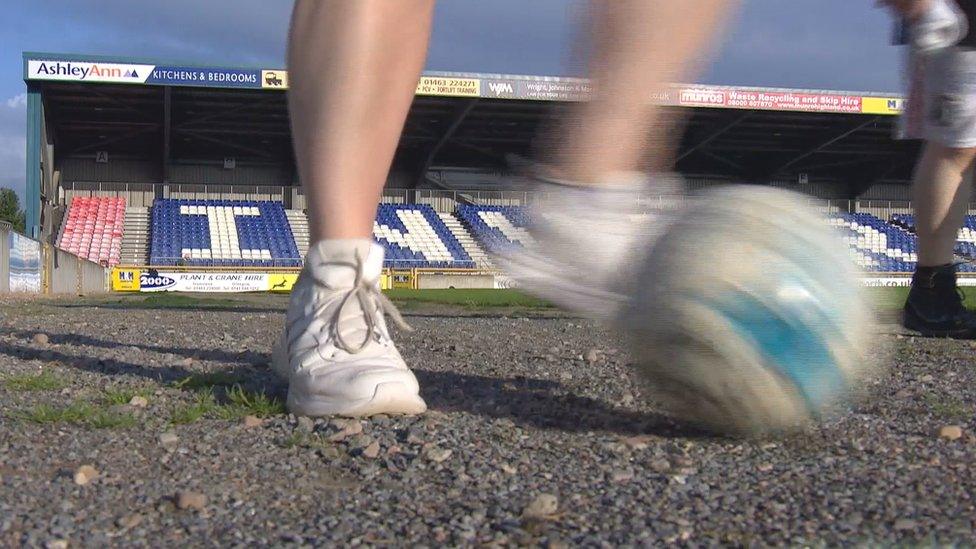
[899,47,976,148]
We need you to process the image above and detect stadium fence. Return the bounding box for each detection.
[1,221,109,295]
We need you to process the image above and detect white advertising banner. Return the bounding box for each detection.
[862,277,976,287]
[139,272,268,293]
[28,60,155,84]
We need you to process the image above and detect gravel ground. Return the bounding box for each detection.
[0,293,975,547]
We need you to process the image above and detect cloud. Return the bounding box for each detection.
[5,93,26,109]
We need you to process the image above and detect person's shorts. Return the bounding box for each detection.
[899,47,976,148]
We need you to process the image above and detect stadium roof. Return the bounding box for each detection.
[24,52,919,227]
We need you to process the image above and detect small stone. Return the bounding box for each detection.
[920,374,935,383]
[73,465,98,486]
[522,493,559,520]
[175,491,207,511]
[894,518,917,530]
[622,435,651,450]
[893,389,912,399]
[611,468,634,483]
[296,416,314,432]
[180,357,194,366]
[32,333,49,345]
[115,513,143,529]
[650,459,671,474]
[424,446,453,463]
[939,425,963,440]
[45,540,68,549]
[329,419,363,441]
[584,349,601,364]
[500,463,517,475]
[242,415,264,428]
[362,441,380,459]
[158,431,179,447]
[757,463,773,473]
[128,395,148,408]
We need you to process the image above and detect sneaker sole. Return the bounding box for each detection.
[286,380,428,418]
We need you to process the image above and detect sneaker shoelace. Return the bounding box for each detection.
[305,248,412,356]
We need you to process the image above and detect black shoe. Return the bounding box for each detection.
[903,263,976,338]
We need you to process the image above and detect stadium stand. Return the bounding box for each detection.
[149,199,301,266]
[829,212,917,272]
[119,206,150,265]
[57,197,125,266]
[285,210,310,257]
[456,205,533,253]
[892,213,976,272]
[373,204,475,268]
[437,211,492,268]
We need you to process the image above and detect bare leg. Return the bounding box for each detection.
[912,143,975,266]
[287,0,435,241]
[552,0,738,183]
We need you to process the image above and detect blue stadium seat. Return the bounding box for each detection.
[373,204,475,268]
[455,205,531,254]
[149,199,301,267]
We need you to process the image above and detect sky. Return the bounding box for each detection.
[0,0,902,201]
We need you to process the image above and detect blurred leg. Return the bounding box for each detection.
[552,0,738,183]
[288,0,435,241]
[912,143,975,266]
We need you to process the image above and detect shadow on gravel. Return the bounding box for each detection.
[402,312,574,321]
[4,329,709,439]
[0,341,283,397]
[53,302,285,315]
[5,329,269,368]
[412,369,711,439]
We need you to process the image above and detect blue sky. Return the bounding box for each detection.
[0,0,901,200]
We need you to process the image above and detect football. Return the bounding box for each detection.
[624,186,877,435]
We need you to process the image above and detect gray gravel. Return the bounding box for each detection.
[0,294,975,546]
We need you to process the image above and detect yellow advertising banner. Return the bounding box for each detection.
[861,96,903,115]
[111,268,141,291]
[261,70,288,89]
[267,273,299,292]
[415,76,480,97]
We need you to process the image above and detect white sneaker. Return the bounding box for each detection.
[494,167,681,321]
[910,0,968,53]
[272,239,427,417]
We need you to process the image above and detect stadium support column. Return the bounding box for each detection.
[413,99,478,201]
[161,86,171,199]
[25,83,42,238]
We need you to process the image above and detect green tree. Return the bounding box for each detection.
[0,188,26,233]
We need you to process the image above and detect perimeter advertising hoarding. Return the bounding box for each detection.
[111,268,299,292]
[8,232,42,293]
[27,59,264,89]
[25,56,906,115]
[415,76,480,97]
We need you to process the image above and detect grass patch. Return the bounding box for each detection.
[88,409,139,429]
[279,431,334,451]
[4,371,69,392]
[102,386,153,406]
[923,392,969,419]
[169,385,284,424]
[216,385,285,419]
[12,401,95,424]
[385,289,553,308]
[170,391,219,425]
[866,286,976,311]
[172,372,244,392]
[11,400,137,429]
